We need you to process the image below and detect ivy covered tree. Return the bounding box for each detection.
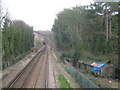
[2,19,34,61]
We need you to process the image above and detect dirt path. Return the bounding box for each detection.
[51,50,80,88]
[48,46,57,88]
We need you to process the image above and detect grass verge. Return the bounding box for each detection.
[58,74,72,88]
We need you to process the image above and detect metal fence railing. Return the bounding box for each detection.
[67,62,99,88]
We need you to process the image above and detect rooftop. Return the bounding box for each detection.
[78,57,109,65]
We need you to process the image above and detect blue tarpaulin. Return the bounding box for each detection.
[94,63,104,71]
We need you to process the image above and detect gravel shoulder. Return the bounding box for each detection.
[51,50,80,88]
[48,46,57,88]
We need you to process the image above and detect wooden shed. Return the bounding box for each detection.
[77,60,94,74]
[76,57,115,78]
[91,61,115,77]
[100,61,115,78]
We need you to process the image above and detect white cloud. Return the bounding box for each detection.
[3,0,94,31]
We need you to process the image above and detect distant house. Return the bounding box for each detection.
[76,57,115,78]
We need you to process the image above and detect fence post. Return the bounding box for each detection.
[67,62,99,88]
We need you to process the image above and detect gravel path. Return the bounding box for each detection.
[48,46,57,88]
[51,51,80,88]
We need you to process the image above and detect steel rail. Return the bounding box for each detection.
[20,47,46,88]
[45,47,49,88]
[6,46,46,88]
[33,46,47,88]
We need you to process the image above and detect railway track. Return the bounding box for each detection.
[4,45,49,88]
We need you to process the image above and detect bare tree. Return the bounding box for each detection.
[109,10,112,39]
[0,0,3,27]
[105,4,109,42]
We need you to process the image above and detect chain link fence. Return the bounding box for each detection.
[67,62,99,88]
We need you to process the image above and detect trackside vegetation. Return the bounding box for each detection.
[52,2,118,67]
[58,74,72,88]
[1,17,34,67]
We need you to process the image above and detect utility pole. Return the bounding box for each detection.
[109,10,112,39]
[106,4,109,42]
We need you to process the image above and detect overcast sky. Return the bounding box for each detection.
[3,0,94,31]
